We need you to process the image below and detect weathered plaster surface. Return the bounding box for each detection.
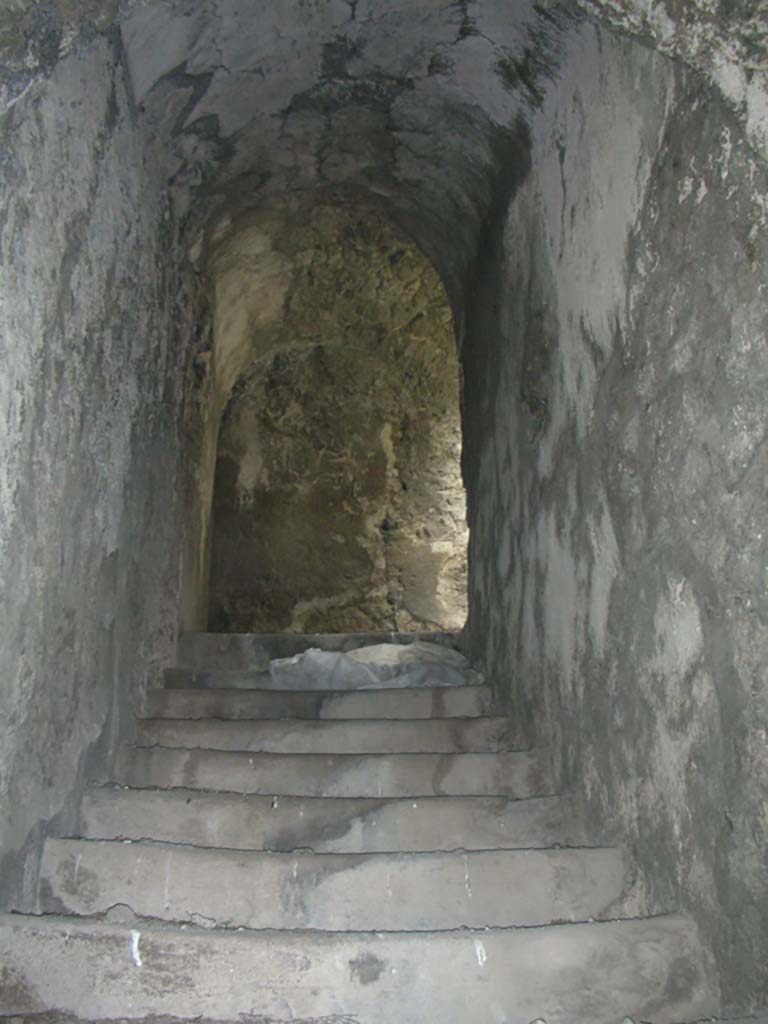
[577,0,768,162]
[208,206,466,633]
[464,22,768,1011]
[0,0,119,107]
[0,34,196,906]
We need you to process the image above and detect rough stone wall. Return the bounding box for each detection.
[0,32,193,908]
[464,22,768,1011]
[208,207,467,634]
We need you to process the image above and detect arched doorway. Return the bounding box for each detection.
[206,202,468,633]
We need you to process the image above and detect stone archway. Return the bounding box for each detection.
[206,203,468,633]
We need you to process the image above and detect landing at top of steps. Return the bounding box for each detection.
[177,630,461,670]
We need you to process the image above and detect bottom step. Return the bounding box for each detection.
[0,912,719,1023]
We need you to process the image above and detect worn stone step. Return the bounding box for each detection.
[164,666,482,691]
[40,838,630,931]
[115,746,554,798]
[0,912,720,1023]
[80,787,584,852]
[146,684,493,719]
[135,716,509,755]
[177,630,461,671]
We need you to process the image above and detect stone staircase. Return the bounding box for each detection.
[0,632,720,1022]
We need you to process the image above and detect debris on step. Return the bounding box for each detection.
[269,639,482,690]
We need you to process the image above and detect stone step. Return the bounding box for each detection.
[80,787,584,852]
[164,666,482,691]
[0,912,720,1023]
[115,746,554,799]
[147,683,493,719]
[39,838,630,931]
[135,716,509,755]
[177,630,461,670]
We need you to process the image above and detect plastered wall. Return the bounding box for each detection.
[463,23,768,1011]
[0,31,196,908]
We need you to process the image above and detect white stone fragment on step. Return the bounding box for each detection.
[130,929,142,967]
[268,640,481,690]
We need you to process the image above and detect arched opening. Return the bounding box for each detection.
[180,197,468,636]
[206,203,466,633]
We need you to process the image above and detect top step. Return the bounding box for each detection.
[178,631,462,671]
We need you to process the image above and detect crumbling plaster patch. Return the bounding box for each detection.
[118,0,575,302]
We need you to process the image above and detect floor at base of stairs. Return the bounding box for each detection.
[5,1015,768,1024]
[4,1016,362,1024]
